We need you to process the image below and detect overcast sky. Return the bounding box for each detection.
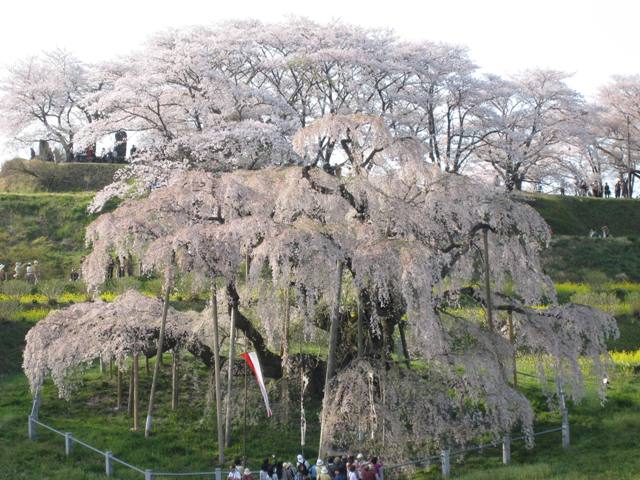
[1,0,639,158]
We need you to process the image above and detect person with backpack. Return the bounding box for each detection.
[260,458,272,480]
[309,459,323,480]
[318,466,331,480]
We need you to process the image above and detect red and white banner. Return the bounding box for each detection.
[240,351,273,417]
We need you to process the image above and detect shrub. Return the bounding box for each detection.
[38,279,67,302]
[18,294,48,305]
[0,300,20,320]
[58,292,89,304]
[570,291,621,315]
[611,350,640,368]
[0,280,34,297]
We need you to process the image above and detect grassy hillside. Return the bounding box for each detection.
[0,192,94,279]
[518,193,640,237]
[0,158,122,193]
[0,190,638,283]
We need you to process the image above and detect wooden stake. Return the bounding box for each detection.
[116,368,122,411]
[171,349,179,410]
[482,228,496,332]
[318,260,344,458]
[145,274,172,437]
[225,296,237,448]
[133,353,139,430]
[211,281,225,464]
[508,311,517,387]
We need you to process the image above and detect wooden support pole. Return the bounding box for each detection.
[482,228,496,332]
[171,349,179,411]
[508,311,517,386]
[211,282,225,464]
[145,273,172,437]
[225,296,237,448]
[127,367,134,417]
[282,285,291,424]
[116,368,122,411]
[133,353,140,431]
[318,260,344,459]
[356,293,364,358]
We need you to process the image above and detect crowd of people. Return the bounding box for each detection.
[573,179,631,198]
[228,453,383,480]
[0,260,39,283]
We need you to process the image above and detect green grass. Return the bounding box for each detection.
[518,193,640,237]
[0,192,95,279]
[543,236,640,283]
[414,369,640,480]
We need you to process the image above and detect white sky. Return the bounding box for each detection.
[1,0,640,159]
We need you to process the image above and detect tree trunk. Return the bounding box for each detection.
[145,276,172,437]
[211,282,225,464]
[318,260,344,458]
[133,353,140,430]
[225,296,238,448]
[482,228,496,332]
[145,356,150,375]
[171,349,179,410]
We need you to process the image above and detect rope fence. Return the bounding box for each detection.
[27,390,571,479]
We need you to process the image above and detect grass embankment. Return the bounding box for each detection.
[517,194,640,282]
[518,193,640,237]
[0,158,122,193]
[0,192,94,280]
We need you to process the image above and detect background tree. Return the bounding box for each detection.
[476,70,584,191]
[0,50,99,162]
[596,75,640,197]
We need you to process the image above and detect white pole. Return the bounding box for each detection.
[105,451,114,476]
[441,449,450,478]
[502,434,511,464]
[64,432,73,456]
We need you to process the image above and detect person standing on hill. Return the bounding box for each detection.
[25,263,35,284]
[13,262,22,279]
[615,179,622,198]
[604,183,611,198]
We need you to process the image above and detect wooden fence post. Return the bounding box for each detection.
[441,449,450,478]
[502,434,511,464]
[64,432,73,456]
[105,451,113,476]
